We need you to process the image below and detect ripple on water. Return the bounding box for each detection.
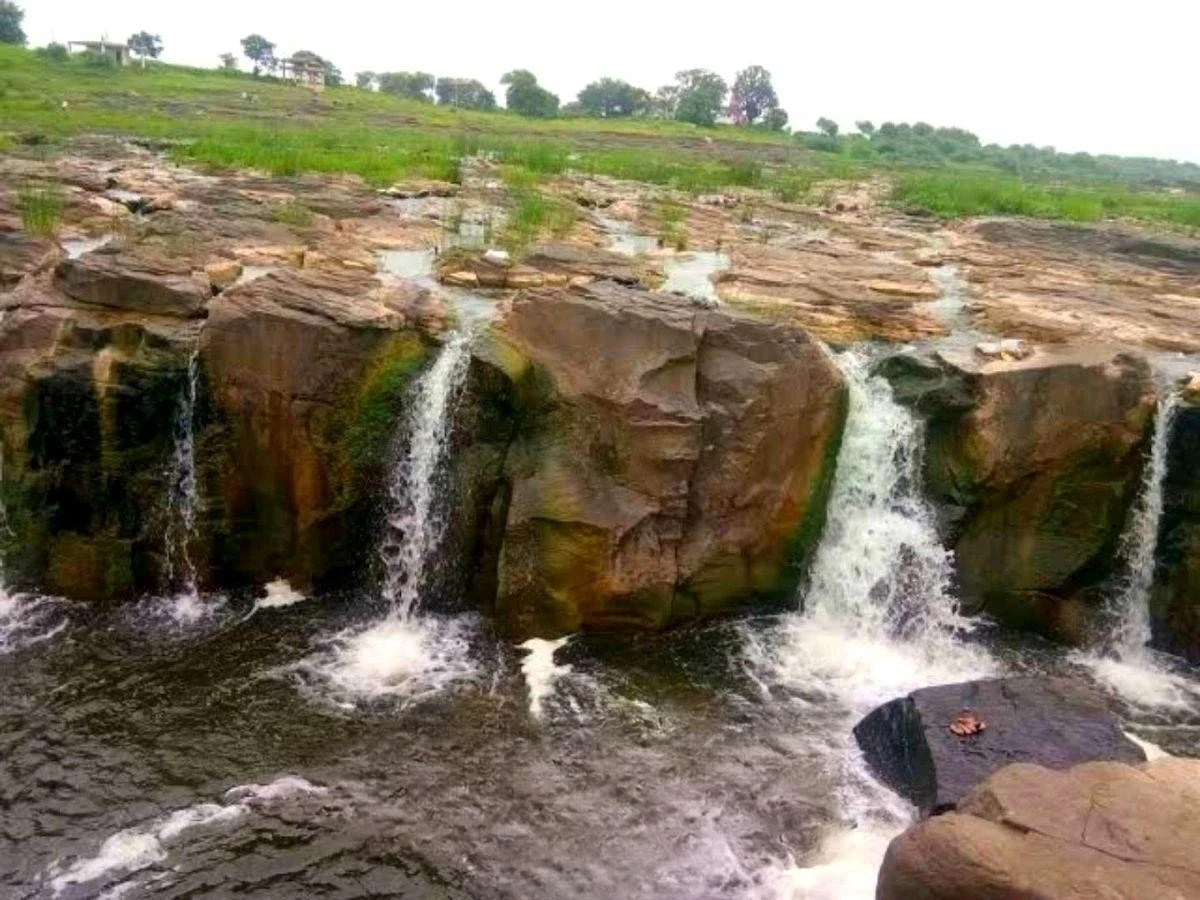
[0,589,69,654]
[47,776,326,898]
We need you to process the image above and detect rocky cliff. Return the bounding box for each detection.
[881,345,1156,641]
[469,282,847,636]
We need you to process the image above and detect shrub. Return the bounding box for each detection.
[18,182,63,236]
[270,200,313,227]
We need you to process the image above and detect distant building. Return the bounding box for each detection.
[280,52,326,90]
[67,40,130,66]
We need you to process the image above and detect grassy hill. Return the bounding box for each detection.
[1,45,1197,229]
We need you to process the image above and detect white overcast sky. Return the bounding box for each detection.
[25,0,1200,163]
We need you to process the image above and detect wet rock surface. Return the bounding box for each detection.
[854,677,1146,815]
[882,344,1156,640]
[877,757,1200,900]
[472,281,847,636]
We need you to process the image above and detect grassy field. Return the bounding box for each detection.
[1,45,1197,231]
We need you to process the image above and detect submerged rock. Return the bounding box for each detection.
[877,757,1200,899]
[854,677,1145,816]
[469,281,847,636]
[880,344,1155,641]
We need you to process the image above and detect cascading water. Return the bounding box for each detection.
[1075,392,1199,708]
[159,350,205,621]
[379,330,472,619]
[745,348,993,897]
[1108,393,1177,657]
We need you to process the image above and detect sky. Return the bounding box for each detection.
[24,0,1200,164]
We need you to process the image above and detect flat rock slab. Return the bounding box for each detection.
[853,677,1145,815]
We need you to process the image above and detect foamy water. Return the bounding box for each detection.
[744,349,996,898]
[243,578,308,620]
[48,776,325,896]
[0,589,69,654]
[294,615,481,708]
[519,636,572,719]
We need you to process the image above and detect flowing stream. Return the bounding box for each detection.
[157,350,205,622]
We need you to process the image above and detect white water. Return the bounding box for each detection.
[48,776,325,896]
[160,351,203,618]
[1075,393,1200,709]
[380,331,473,619]
[747,349,994,898]
[519,636,572,719]
[0,445,70,652]
[1109,394,1177,657]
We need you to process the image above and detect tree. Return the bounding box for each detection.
[218,52,238,71]
[763,107,789,131]
[649,84,679,119]
[377,71,435,102]
[240,34,275,76]
[355,71,376,90]
[855,120,875,137]
[434,77,496,110]
[728,65,778,125]
[324,61,343,86]
[576,78,650,118]
[816,117,839,137]
[127,32,163,66]
[501,70,559,118]
[673,69,727,126]
[0,1,25,45]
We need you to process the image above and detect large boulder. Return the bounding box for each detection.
[877,757,1200,899]
[854,677,1145,815]
[1149,400,1200,662]
[470,281,847,636]
[54,247,212,317]
[880,345,1156,640]
[0,265,198,599]
[197,268,440,590]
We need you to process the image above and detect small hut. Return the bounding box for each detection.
[280,51,326,90]
[67,40,131,66]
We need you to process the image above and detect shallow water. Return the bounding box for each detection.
[660,251,729,305]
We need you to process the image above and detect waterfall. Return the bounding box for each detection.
[378,331,472,620]
[1107,394,1177,658]
[803,349,976,650]
[162,351,201,606]
[744,348,992,897]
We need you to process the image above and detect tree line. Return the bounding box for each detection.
[352,64,788,129]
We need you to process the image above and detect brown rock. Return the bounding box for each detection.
[198,268,437,589]
[55,248,211,318]
[474,282,847,636]
[877,758,1200,900]
[205,259,243,291]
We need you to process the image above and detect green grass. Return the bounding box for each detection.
[657,198,688,250]
[892,171,1200,226]
[0,45,1196,231]
[501,190,579,253]
[17,182,63,236]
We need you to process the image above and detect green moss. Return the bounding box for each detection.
[344,333,430,470]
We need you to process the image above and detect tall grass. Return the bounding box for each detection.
[17,182,62,236]
[892,171,1200,227]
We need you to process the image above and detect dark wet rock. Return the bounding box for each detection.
[469,281,847,636]
[1150,401,1200,662]
[880,345,1155,642]
[877,757,1200,900]
[55,248,211,317]
[854,677,1145,816]
[0,273,198,599]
